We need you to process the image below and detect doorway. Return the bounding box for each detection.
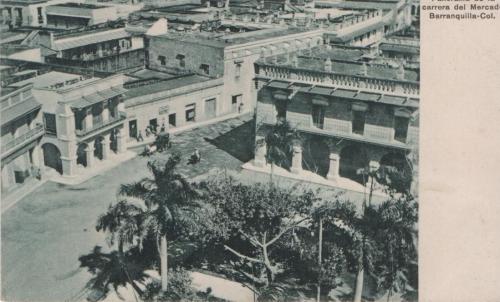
[205,98,216,119]
[169,113,176,128]
[129,120,137,138]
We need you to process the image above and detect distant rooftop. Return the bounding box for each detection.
[258,46,419,82]
[9,71,97,90]
[124,74,213,100]
[157,27,311,47]
[49,2,106,9]
[1,0,47,6]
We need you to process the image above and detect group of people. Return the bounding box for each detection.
[136,123,168,143]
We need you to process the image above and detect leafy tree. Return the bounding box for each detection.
[196,175,319,297]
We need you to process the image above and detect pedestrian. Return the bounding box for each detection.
[194,148,201,162]
[238,102,243,113]
[145,126,151,137]
[160,123,166,133]
[137,130,144,142]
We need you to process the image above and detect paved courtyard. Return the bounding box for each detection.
[1,114,379,302]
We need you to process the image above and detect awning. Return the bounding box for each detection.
[70,86,127,109]
[266,80,291,90]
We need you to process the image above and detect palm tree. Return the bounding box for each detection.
[118,153,199,293]
[97,200,145,255]
[264,120,300,176]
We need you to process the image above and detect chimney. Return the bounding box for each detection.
[325,58,332,72]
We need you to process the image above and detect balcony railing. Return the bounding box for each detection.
[1,123,44,157]
[75,112,126,137]
[258,65,420,97]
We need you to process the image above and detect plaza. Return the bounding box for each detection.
[1,114,385,302]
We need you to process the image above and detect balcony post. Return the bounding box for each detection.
[116,129,126,153]
[102,101,109,123]
[85,141,95,168]
[326,153,340,180]
[290,145,303,174]
[101,133,111,160]
[84,108,93,131]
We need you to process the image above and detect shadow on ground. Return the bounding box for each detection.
[203,121,254,163]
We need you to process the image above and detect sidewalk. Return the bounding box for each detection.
[1,177,48,214]
[127,112,246,149]
[49,151,137,186]
[242,161,389,198]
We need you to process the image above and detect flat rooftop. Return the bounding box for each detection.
[258,46,419,82]
[9,71,98,90]
[157,27,311,47]
[49,2,106,9]
[124,74,213,100]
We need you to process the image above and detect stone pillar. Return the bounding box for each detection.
[254,138,267,168]
[1,166,12,191]
[85,141,95,168]
[102,102,109,123]
[31,145,42,168]
[326,153,340,180]
[290,145,303,174]
[102,134,111,160]
[61,156,77,176]
[84,108,93,131]
[116,129,126,153]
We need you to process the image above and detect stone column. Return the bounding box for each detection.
[85,141,95,168]
[290,145,303,174]
[254,138,267,168]
[84,108,93,131]
[102,134,111,160]
[61,156,77,176]
[116,129,126,153]
[31,145,42,168]
[102,102,109,123]
[326,153,340,180]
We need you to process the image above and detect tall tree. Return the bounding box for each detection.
[197,175,318,293]
[118,154,199,292]
[264,120,300,175]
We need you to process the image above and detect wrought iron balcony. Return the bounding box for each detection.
[1,123,44,158]
[75,112,126,138]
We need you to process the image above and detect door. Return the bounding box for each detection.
[231,95,241,113]
[129,120,137,138]
[149,118,158,132]
[205,98,216,119]
[169,114,176,127]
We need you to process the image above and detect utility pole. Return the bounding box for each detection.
[317,217,323,302]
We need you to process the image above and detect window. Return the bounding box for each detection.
[158,55,166,66]
[235,62,242,78]
[352,110,366,135]
[43,113,57,135]
[199,64,210,75]
[37,7,43,24]
[275,99,287,121]
[176,54,185,68]
[185,104,195,122]
[312,105,325,129]
[394,116,409,142]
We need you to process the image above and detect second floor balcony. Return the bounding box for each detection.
[1,123,45,159]
[75,112,126,140]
